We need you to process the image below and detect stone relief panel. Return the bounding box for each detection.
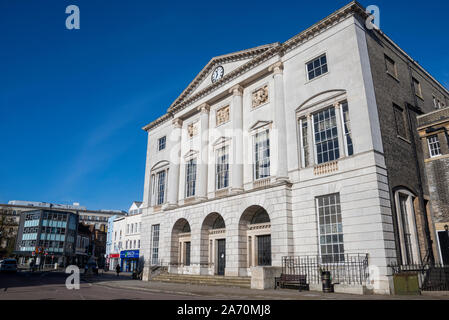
[252,85,269,108]
[216,105,230,126]
[187,122,198,138]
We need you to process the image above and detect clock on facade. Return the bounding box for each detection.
[211,66,224,83]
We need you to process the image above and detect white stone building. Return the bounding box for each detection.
[139,1,449,294]
[109,202,143,271]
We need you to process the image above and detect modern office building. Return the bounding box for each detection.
[138,1,449,294]
[3,200,126,231]
[105,215,118,268]
[15,209,78,266]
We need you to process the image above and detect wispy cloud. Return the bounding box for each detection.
[46,91,166,201]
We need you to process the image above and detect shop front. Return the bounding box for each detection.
[109,253,120,271]
[120,250,139,272]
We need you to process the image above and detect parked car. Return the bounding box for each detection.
[0,259,18,273]
[85,261,98,275]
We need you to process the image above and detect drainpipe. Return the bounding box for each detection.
[406,62,435,265]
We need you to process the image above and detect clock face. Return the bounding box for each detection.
[211,66,224,83]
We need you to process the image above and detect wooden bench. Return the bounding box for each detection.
[275,274,309,291]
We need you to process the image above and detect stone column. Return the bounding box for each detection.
[334,102,346,158]
[269,62,289,181]
[230,85,244,193]
[197,103,210,200]
[166,118,183,209]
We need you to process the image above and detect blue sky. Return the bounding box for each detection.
[1,0,448,211]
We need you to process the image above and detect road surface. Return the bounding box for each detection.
[0,270,203,300]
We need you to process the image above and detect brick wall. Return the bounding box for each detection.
[364,25,449,263]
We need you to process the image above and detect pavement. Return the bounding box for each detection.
[1,270,449,300]
[82,271,449,300]
[0,270,202,300]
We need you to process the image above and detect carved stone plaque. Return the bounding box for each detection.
[216,105,230,126]
[252,85,269,108]
[187,122,198,138]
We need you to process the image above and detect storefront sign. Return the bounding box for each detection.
[120,250,139,259]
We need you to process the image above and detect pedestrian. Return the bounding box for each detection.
[30,260,35,272]
[116,264,121,277]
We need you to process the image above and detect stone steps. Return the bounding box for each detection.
[151,274,251,288]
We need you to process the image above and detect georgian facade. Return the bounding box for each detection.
[139,1,449,294]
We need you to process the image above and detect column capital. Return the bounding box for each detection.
[333,101,342,109]
[268,61,284,75]
[197,103,210,114]
[172,118,183,128]
[229,85,244,96]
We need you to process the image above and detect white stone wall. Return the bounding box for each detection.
[140,15,397,294]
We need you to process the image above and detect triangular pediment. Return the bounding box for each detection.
[183,149,199,159]
[212,136,232,147]
[249,120,272,131]
[168,43,280,113]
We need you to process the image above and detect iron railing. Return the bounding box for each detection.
[282,254,369,285]
[389,263,449,291]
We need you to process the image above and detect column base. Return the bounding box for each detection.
[230,188,244,195]
[162,203,178,211]
[275,176,290,183]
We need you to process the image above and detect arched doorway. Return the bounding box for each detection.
[170,219,191,271]
[393,188,421,264]
[238,205,271,276]
[200,213,226,275]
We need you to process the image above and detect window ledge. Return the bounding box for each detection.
[313,161,339,175]
[305,71,329,85]
[386,71,400,83]
[425,154,449,162]
[214,188,230,198]
[253,177,271,188]
[416,94,425,102]
[397,135,411,144]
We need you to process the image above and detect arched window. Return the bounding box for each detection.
[182,223,191,233]
[250,208,270,224]
[394,189,420,264]
[212,216,225,229]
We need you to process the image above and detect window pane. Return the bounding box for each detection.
[254,130,270,179]
[216,146,229,190]
[317,194,344,263]
[186,159,197,197]
[306,54,328,81]
[427,135,441,158]
[314,107,339,164]
[157,171,166,205]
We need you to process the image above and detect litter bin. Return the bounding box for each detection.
[321,271,333,293]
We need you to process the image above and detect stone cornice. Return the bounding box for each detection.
[197,103,210,114]
[168,43,279,112]
[172,118,183,128]
[229,84,244,96]
[170,44,282,114]
[283,1,367,53]
[268,61,283,75]
[142,112,173,132]
[144,1,448,133]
